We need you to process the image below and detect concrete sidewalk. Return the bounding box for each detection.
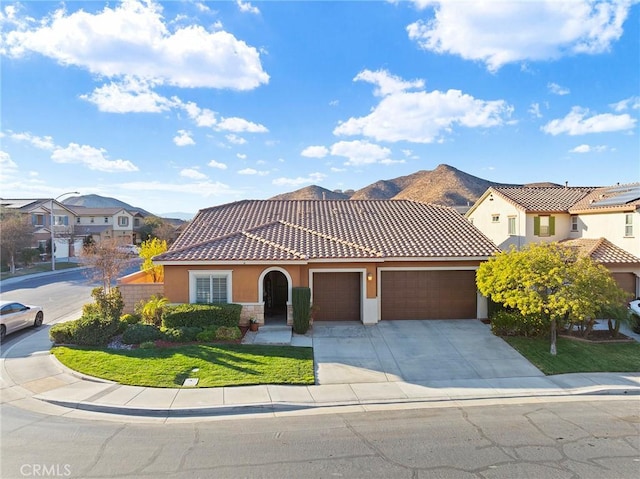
[1,321,639,421]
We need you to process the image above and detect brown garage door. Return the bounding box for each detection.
[313,272,361,321]
[612,273,637,298]
[381,270,477,320]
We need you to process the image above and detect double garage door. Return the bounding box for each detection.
[312,270,477,321]
[381,270,477,320]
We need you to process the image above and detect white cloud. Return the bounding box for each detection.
[236,153,247,160]
[301,145,329,158]
[208,159,228,170]
[3,0,269,89]
[407,1,632,72]
[217,117,268,133]
[120,179,233,198]
[330,140,393,166]
[173,130,195,146]
[226,134,247,145]
[238,168,268,176]
[81,77,173,113]
[354,69,424,97]
[610,96,640,112]
[8,131,55,150]
[334,70,511,143]
[179,101,218,127]
[0,151,18,179]
[51,143,138,172]
[569,144,608,153]
[330,167,347,173]
[528,103,543,119]
[180,168,207,180]
[272,172,326,187]
[542,106,636,135]
[237,1,260,15]
[548,82,570,96]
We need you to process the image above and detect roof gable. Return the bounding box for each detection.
[488,186,594,212]
[560,238,640,264]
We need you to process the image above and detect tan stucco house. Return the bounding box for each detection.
[466,184,640,298]
[153,200,499,325]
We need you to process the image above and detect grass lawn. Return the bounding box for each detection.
[52,344,315,388]
[505,336,640,375]
[1,261,79,280]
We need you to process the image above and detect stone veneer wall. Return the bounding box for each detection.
[239,303,265,325]
[119,282,164,314]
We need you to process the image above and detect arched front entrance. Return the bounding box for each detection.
[263,270,289,324]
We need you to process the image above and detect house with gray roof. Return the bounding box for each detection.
[153,200,499,325]
[466,184,640,298]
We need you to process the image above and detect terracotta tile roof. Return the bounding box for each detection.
[157,200,498,262]
[569,183,640,213]
[560,238,640,264]
[491,186,594,212]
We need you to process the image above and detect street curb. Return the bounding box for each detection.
[33,387,640,418]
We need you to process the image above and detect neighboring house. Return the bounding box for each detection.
[153,200,499,325]
[466,184,640,298]
[0,198,80,260]
[68,207,137,246]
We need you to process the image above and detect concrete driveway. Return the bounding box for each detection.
[312,320,545,385]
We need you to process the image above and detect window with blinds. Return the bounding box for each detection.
[195,276,228,303]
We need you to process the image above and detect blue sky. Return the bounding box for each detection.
[1,0,638,216]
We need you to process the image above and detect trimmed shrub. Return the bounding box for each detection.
[120,313,141,326]
[72,313,121,346]
[196,327,218,342]
[49,321,78,344]
[490,310,547,337]
[122,324,163,345]
[292,287,311,334]
[91,287,124,320]
[139,341,157,349]
[215,326,241,341]
[161,327,202,343]
[162,303,242,329]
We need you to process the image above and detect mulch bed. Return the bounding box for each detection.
[560,329,635,344]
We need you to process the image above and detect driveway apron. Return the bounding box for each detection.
[312,320,545,385]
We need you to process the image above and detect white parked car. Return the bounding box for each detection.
[0,301,44,342]
[629,299,640,317]
[629,299,640,334]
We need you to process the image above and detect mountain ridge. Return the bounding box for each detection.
[270,164,520,207]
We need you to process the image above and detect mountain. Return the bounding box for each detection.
[270,185,352,200]
[62,194,154,216]
[269,164,519,207]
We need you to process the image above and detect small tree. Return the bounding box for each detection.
[477,243,627,355]
[139,238,167,282]
[0,210,35,273]
[80,238,130,292]
[292,287,311,334]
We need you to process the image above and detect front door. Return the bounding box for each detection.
[264,271,288,322]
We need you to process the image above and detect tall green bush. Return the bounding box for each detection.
[292,287,311,334]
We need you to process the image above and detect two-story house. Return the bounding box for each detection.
[0,198,80,260]
[466,184,640,298]
[68,207,137,246]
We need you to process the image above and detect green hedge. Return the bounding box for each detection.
[161,326,202,343]
[122,324,163,345]
[490,310,547,338]
[49,314,120,346]
[162,303,242,329]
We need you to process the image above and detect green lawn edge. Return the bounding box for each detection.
[504,336,640,375]
[52,343,315,388]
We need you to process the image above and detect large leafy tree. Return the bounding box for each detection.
[139,237,167,282]
[477,243,628,355]
[0,209,35,273]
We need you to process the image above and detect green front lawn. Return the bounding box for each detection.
[1,261,79,280]
[52,344,315,388]
[505,336,640,375]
